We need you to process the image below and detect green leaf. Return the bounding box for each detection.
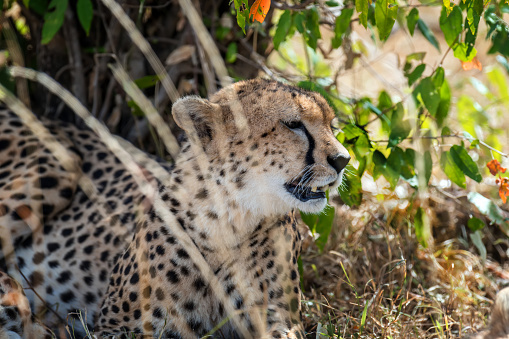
[385,147,404,187]
[332,8,354,48]
[440,150,466,188]
[443,0,453,15]
[439,5,462,47]
[354,134,371,157]
[305,7,321,49]
[467,217,485,231]
[41,0,68,44]
[415,77,440,115]
[326,0,340,6]
[466,6,481,35]
[226,42,237,63]
[356,0,369,28]
[274,10,293,50]
[300,205,335,252]
[470,230,486,263]
[435,79,450,127]
[372,150,386,180]
[415,207,431,247]
[468,192,509,235]
[450,145,482,182]
[297,81,338,111]
[453,42,477,62]
[406,63,425,86]
[338,165,363,206]
[28,0,49,15]
[77,0,93,35]
[388,103,410,147]
[134,75,160,89]
[406,8,419,36]
[417,18,440,51]
[233,0,249,34]
[433,67,445,88]
[342,124,365,139]
[375,0,398,41]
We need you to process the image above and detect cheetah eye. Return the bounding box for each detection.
[331,117,341,137]
[282,120,303,130]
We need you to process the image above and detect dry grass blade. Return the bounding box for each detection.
[6,65,252,338]
[178,0,249,136]
[109,63,180,160]
[99,0,180,103]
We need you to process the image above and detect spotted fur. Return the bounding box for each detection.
[0,79,350,338]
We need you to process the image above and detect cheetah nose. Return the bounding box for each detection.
[327,154,350,174]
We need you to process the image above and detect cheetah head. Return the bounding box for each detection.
[172,79,350,216]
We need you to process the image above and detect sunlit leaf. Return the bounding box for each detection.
[435,79,450,127]
[338,165,363,206]
[440,150,466,188]
[417,18,440,51]
[450,145,482,182]
[406,63,425,86]
[439,5,462,47]
[356,0,369,28]
[415,77,440,115]
[250,0,271,23]
[406,8,419,36]
[300,205,335,252]
[468,192,509,235]
[375,0,398,41]
[453,43,478,62]
[332,8,354,48]
[233,0,249,34]
[274,10,293,50]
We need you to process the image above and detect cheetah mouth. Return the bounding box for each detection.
[284,182,330,202]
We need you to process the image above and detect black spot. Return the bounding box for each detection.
[176,249,189,259]
[39,176,58,189]
[134,310,141,319]
[0,139,11,151]
[155,245,165,256]
[85,292,96,304]
[183,301,195,311]
[153,308,164,318]
[166,270,179,283]
[47,242,60,252]
[60,290,76,303]
[56,270,72,284]
[41,204,54,216]
[129,292,138,302]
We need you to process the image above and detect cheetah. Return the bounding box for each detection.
[0,79,350,338]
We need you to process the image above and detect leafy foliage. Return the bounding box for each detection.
[232,0,509,250]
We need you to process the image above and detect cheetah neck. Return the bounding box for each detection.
[160,148,289,249]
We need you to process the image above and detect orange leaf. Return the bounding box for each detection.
[487,159,507,176]
[461,57,482,71]
[499,179,509,203]
[250,0,271,23]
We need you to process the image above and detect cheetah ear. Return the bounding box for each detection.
[172,96,221,143]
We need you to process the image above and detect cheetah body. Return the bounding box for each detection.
[0,79,349,338]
